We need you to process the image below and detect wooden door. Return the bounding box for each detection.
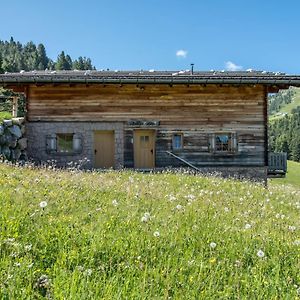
[134,130,155,168]
[94,131,115,168]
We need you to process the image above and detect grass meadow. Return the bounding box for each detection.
[1,163,300,299]
[271,160,300,189]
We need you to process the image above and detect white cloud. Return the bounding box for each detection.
[176,50,188,58]
[225,61,243,71]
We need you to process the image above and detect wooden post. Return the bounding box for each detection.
[12,96,18,117]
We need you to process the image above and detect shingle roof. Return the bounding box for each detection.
[1,70,300,86]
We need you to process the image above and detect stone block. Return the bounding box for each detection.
[12,117,25,126]
[3,119,13,127]
[9,125,22,139]
[18,138,27,150]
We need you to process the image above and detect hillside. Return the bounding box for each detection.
[269,88,300,121]
[0,164,300,299]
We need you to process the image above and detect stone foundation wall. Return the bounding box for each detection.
[26,122,124,169]
[0,118,27,161]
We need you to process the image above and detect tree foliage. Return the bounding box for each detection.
[269,108,300,162]
[0,37,95,73]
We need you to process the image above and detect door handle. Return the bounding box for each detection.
[94,149,97,154]
[151,149,153,154]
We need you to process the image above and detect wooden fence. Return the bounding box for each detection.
[268,152,287,177]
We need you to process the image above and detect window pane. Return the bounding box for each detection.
[57,134,73,153]
[173,134,182,149]
[215,134,231,151]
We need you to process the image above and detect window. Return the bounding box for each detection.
[211,133,237,152]
[57,134,73,153]
[46,133,82,154]
[172,133,183,150]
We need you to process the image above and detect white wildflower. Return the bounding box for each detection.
[257,249,265,258]
[39,201,47,208]
[24,244,32,251]
[84,268,93,276]
[169,195,176,201]
[153,231,160,237]
[293,240,300,246]
[14,262,21,267]
[76,265,84,272]
[35,275,50,288]
[244,223,252,229]
[224,207,230,212]
[112,200,118,206]
[210,242,217,249]
[176,204,183,210]
[288,226,296,232]
[28,263,34,268]
[141,212,150,222]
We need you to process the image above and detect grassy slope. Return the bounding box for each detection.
[0,164,300,299]
[270,160,300,188]
[270,88,300,121]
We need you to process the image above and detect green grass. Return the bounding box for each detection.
[0,164,300,299]
[270,160,300,188]
[0,111,12,122]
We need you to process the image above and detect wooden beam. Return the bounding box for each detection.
[12,96,18,117]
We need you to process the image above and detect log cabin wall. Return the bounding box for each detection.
[26,83,266,171]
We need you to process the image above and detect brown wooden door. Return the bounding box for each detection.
[134,130,155,168]
[94,131,115,168]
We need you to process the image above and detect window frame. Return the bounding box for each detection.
[210,132,237,154]
[46,133,83,155]
[172,133,184,151]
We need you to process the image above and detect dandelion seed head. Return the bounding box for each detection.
[39,201,47,208]
[257,249,265,258]
[210,242,217,249]
[153,231,160,237]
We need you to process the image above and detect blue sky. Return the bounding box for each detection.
[1,0,300,73]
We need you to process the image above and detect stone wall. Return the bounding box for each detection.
[26,122,124,169]
[0,118,27,161]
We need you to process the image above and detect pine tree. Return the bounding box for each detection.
[73,56,84,70]
[56,51,72,70]
[65,54,72,70]
[37,44,48,70]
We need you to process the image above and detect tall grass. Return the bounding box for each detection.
[0,164,300,299]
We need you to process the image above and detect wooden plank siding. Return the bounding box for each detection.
[26,83,266,168]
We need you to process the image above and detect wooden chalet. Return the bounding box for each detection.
[1,70,298,180]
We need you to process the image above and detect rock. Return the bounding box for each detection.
[7,135,18,148]
[9,125,22,139]
[12,117,25,126]
[11,148,21,161]
[18,138,27,150]
[0,125,4,135]
[1,146,11,159]
[0,134,7,145]
[21,125,26,135]
[20,150,28,161]
[3,119,13,127]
